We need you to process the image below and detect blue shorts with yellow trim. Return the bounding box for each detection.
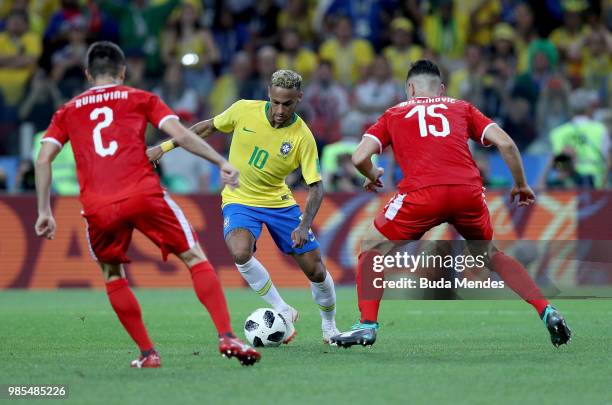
[222,203,319,255]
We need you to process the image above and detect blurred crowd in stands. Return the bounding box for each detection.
[0,0,610,194]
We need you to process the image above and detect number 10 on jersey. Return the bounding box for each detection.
[248,146,269,169]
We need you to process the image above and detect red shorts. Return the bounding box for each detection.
[374,184,493,241]
[82,192,198,264]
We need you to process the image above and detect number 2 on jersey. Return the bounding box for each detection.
[90,107,118,157]
[405,104,450,138]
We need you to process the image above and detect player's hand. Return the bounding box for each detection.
[220,162,240,190]
[364,167,384,193]
[291,225,310,249]
[35,214,56,240]
[147,145,164,166]
[510,184,536,206]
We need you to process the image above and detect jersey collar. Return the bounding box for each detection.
[90,83,119,90]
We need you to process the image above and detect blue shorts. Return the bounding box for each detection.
[222,203,320,255]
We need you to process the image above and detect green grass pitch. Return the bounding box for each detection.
[1,288,610,404]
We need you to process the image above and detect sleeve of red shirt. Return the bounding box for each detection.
[146,92,179,129]
[466,102,495,147]
[42,107,69,148]
[364,111,391,153]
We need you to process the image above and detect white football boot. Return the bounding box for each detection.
[279,306,299,344]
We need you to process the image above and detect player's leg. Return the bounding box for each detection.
[133,194,260,365]
[83,206,159,368]
[226,228,293,312]
[226,225,298,343]
[330,222,389,348]
[453,186,571,346]
[176,244,260,365]
[290,249,339,343]
[263,204,336,343]
[332,189,441,348]
[101,262,160,368]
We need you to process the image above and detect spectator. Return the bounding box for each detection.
[208,52,259,116]
[480,56,515,121]
[349,55,402,129]
[50,16,88,98]
[383,17,423,83]
[513,39,558,107]
[99,0,180,78]
[575,28,612,105]
[319,16,374,88]
[324,0,396,47]
[277,0,316,46]
[0,10,42,108]
[153,63,199,125]
[161,1,219,97]
[423,0,467,62]
[447,44,489,109]
[277,28,318,82]
[534,76,571,147]
[43,0,88,45]
[124,49,147,89]
[212,6,250,70]
[501,96,537,151]
[248,0,280,48]
[321,113,362,191]
[549,89,610,189]
[252,45,278,100]
[468,0,501,47]
[1,0,45,37]
[549,0,588,59]
[490,22,517,67]
[302,60,350,149]
[544,152,595,189]
[329,153,362,192]
[513,2,537,73]
[18,69,64,134]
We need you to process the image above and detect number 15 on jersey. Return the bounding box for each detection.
[405,104,450,138]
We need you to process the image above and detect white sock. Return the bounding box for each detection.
[236,257,289,312]
[311,271,336,323]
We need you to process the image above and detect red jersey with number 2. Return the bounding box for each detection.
[365,96,495,192]
[43,84,177,212]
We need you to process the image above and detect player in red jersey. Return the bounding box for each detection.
[331,60,571,348]
[34,41,260,367]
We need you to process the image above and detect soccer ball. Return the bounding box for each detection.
[244,308,288,347]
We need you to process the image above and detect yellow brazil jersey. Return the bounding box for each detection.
[213,100,321,208]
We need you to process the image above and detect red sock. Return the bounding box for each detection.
[106,278,154,352]
[190,261,233,336]
[357,251,383,323]
[490,252,549,314]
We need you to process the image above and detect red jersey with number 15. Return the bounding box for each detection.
[365,96,495,192]
[43,84,177,213]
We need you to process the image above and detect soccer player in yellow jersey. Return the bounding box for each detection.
[149,70,339,344]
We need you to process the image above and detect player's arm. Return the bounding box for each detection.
[292,180,324,248]
[352,137,384,192]
[147,118,216,162]
[483,124,535,206]
[160,118,239,189]
[34,142,61,239]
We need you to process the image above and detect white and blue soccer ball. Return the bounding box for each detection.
[244,308,288,347]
